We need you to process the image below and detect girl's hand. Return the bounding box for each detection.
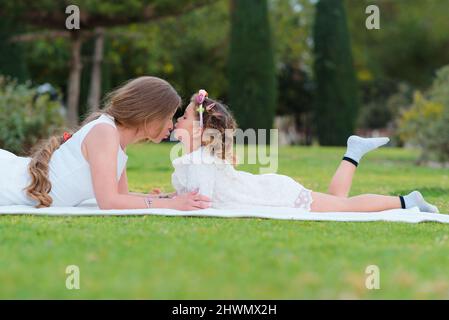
[148,188,177,199]
[162,192,177,199]
[149,188,162,195]
[169,190,212,211]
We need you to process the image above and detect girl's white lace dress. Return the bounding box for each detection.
[171,147,314,211]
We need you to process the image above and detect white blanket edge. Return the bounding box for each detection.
[0,199,448,224]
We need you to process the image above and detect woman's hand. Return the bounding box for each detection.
[167,190,212,211]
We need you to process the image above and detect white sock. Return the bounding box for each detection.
[402,191,439,213]
[343,135,390,164]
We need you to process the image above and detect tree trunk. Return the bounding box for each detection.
[87,27,104,112]
[67,31,83,127]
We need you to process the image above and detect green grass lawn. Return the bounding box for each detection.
[1,143,448,299]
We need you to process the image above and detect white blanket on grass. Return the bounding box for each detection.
[0,198,448,224]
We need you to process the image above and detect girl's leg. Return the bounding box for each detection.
[311,191,401,212]
[328,136,390,198]
[311,191,439,213]
[328,161,356,198]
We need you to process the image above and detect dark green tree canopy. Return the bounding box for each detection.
[2,0,218,30]
[313,0,359,146]
[228,0,277,134]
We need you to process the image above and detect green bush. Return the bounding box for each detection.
[357,101,393,130]
[398,66,449,163]
[0,76,65,155]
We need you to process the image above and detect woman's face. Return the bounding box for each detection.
[173,103,196,143]
[141,112,176,143]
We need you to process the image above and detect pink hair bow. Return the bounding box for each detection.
[196,89,208,105]
[196,89,208,128]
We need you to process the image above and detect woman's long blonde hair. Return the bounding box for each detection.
[25,76,181,208]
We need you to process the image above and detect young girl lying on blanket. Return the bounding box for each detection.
[170,89,439,213]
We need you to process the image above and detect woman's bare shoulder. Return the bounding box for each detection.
[82,123,120,161]
[85,123,119,142]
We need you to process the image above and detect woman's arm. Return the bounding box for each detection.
[84,124,211,210]
[118,170,176,198]
[118,167,129,194]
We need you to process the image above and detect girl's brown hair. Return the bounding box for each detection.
[190,93,237,165]
[25,76,181,208]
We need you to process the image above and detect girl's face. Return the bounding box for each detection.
[173,103,196,143]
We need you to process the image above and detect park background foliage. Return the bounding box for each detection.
[0,0,448,159]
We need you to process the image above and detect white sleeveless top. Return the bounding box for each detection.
[0,114,128,207]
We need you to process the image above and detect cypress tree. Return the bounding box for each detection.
[313,0,359,146]
[228,0,277,136]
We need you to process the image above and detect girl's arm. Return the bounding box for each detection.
[186,163,215,199]
[84,124,211,210]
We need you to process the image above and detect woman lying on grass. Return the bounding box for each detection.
[0,77,211,210]
[170,89,439,213]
